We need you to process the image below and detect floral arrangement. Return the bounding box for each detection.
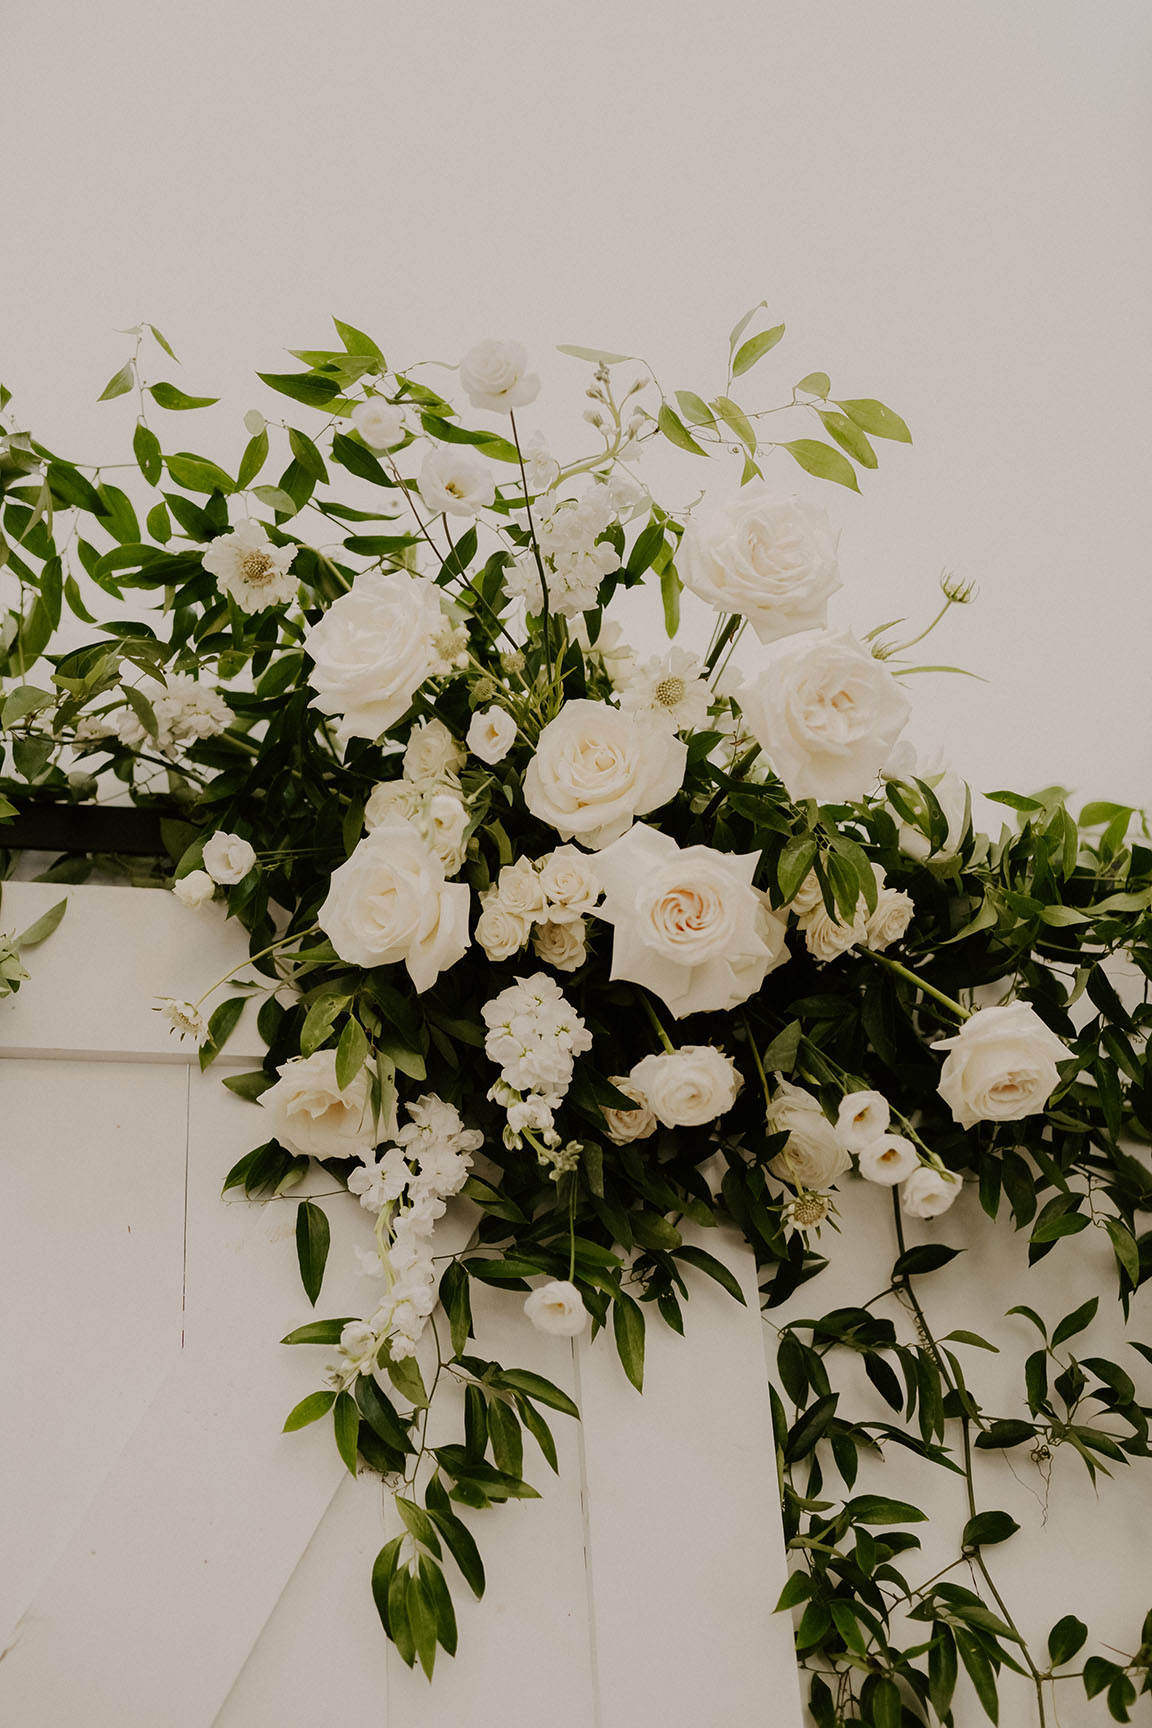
[2,311,1150,1724]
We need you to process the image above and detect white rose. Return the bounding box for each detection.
[258,1048,377,1160]
[493,856,547,921]
[836,1090,891,1151]
[419,444,496,517]
[537,845,601,924]
[788,871,826,918]
[600,1076,659,1145]
[858,1134,920,1186]
[403,717,464,786]
[523,699,687,850]
[678,489,841,643]
[865,884,915,951]
[628,1046,742,1128]
[319,820,470,992]
[474,892,532,962]
[895,769,970,862]
[901,1166,962,1218]
[933,1003,1068,1129]
[202,831,256,885]
[459,339,541,414]
[523,1279,587,1336]
[766,1079,852,1187]
[800,898,868,964]
[594,822,789,1018]
[740,630,911,803]
[350,397,405,450]
[364,779,421,829]
[425,791,470,875]
[172,869,215,909]
[304,571,446,743]
[532,918,587,972]
[467,706,518,765]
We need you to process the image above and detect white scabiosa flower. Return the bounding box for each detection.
[172,869,215,909]
[524,1279,588,1336]
[419,444,497,516]
[202,831,257,885]
[350,397,406,450]
[619,648,712,733]
[155,998,207,1042]
[459,339,540,413]
[202,519,297,613]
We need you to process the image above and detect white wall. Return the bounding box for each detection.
[2,0,1150,809]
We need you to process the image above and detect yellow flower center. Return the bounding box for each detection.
[240,549,277,585]
[789,1193,830,1227]
[654,675,686,708]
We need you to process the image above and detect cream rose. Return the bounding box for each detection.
[493,857,547,921]
[594,822,789,1018]
[425,791,469,875]
[350,397,405,450]
[858,1134,920,1186]
[835,1090,891,1152]
[258,1048,377,1160]
[459,339,540,414]
[474,892,532,962]
[933,1003,1068,1129]
[419,445,496,517]
[202,831,256,885]
[800,898,868,964]
[364,779,421,829]
[532,918,587,972]
[739,629,911,803]
[678,489,841,643]
[318,820,470,992]
[172,869,215,909]
[523,699,687,850]
[600,1077,659,1145]
[901,1166,962,1218]
[628,1046,742,1128]
[304,571,446,743]
[766,1080,852,1188]
[865,884,915,951]
[523,1279,587,1336]
[895,769,970,862]
[403,717,464,786]
[537,845,602,924]
[467,706,518,765]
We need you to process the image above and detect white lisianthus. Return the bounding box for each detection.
[467,706,518,765]
[901,1166,962,1218]
[319,820,470,992]
[303,571,447,744]
[172,869,215,909]
[835,1090,891,1151]
[619,648,712,733]
[894,769,971,862]
[594,823,789,1018]
[628,1046,742,1128]
[865,884,916,951]
[364,779,421,829]
[202,831,256,885]
[474,892,533,962]
[258,1048,378,1160]
[600,1077,659,1145]
[532,918,587,972]
[766,1079,852,1188]
[740,630,911,803]
[858,1135,920,1185]
[677,490,841,643]
[201,519,297,613]
[459,339,540,413]
[419,444,497,517]
[523,699,687,850]
[537,846,601,924]
[350,397,405,450]
[933,1003,1068,1129]
[524,1279,587,1336]
[403,717,464,786]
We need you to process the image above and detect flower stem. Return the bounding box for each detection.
[859,949,971,1022]
[509,410,553,685]
[638,990,675,1054]
[193,922,320,1007]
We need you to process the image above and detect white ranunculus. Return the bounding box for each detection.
[523,699,688,850]
[532,918,587,972]
[739,630,911,803]
[865,884,916,951]
[459,339,541,414]
[600,1076,659,1145]
[403,717,464,786]
[895,769,970,862]
[201,519,297,613]
[419,445,497,517]
[835,1090,891,1151]
[537,846,602,924]
[858,1134,920,1186]
[318,820,470,992]
[474,892,532,962]
[467,706,518,764]
[258,1048,378,1160]
[677,490,841,643]
[303,571,446,744]
[594,822,789,1018]
[350,397,405,450]
[628,1045,742,1128]
[202,831,256,885]
[933,1003,1068,1129]
[523,1279,587,1336]
[766,1079,852,1188]
[901,1166,962,1218]
[172,869,215,909]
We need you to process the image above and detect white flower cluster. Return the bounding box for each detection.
[80,673,231,760]
[601,1044,742,1141]
[474,847,602,973]
[506,489,621,617]
[363,718,471,876]
[790,866,914,963]
[836,1088,960,1217]
[482,973,593,1151]
[334,1096,484,1375]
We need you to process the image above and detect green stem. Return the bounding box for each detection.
[860,949,971,1022]
[193,922,319,1007]
[637,990,675,1053]
[704,614,741,676]
[509,410,553,685]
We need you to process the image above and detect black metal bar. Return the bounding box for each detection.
[0,803,168,855]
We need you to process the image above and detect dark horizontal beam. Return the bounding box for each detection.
[0,802,168,856]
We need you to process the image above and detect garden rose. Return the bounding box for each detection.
[532,918,587,972]
[865,883,916,951]
[364,780,421,829]
[766,1080,852,1188]
[201,519,297,613]
[739,629,911,802]
[418,445,497,517]
[523,1279,587,1336]
[858,1134,920,1185]
[318,820,470,991]
[258,1048,378,1160]
[350,397,405,450]
[594,823,789,1017]
[933,1002,1068,1129]
[467,706,518,764]
[835,1090,891,1151]
[202,831,256,884]
[678,489,841,643]
[474,893,532,962]
[628,1046,742,1128]
[523,699,687,850]
[172,869,215,909]
[492,857,547,921]
[901,1166,962,1218]
[459,339,540,413]
[537,846,601,924]
[403,717,464,786]
[303,571,446,744]
[600,1077,658,1145]
[799,897,868,964]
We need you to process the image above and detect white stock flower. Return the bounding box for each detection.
[172,869,215,909]
[303,571,448,744]
[603,468,647,514]
[202,831,256,885]
[259,1048,378,1160]
[467,706,518,765]
[350,397,405,450]
[537,846,601,924]
[933,1003,1068,1129]
[403,717,464,786]
[619,648,712,733]
[524,1279,588,1336]
[858,1135,920,1186]
[110,673,231,759]
[628,1046,742,1128]
[766,1079,852,1188]
[532,918,587,971]
[319,820,470,991]
[201,519,297,613]
[894,769,970,862]
[594,822,789,1018]
[482,973,592,1101]
[678,490,841,643]
[835,1090,891,1152]
[901,1166,962,1218]
[419,444,497,517]
[521,431,560,493]
[523,699,687,850]
[459,339,540,413]
[740,630,911,803]
[600,1077,658,1145]
[474,891,533,961]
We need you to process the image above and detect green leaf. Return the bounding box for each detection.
[760,1019,802,1075]
[940,1329,999,1352]
[395,1495,443,1559]
[493,1369,580,1419]
[1105,1217,1140,1285]
[869,1677,902,1728]
[893,1244,962,1278]
[295,1199,331,1306]
[426,1506,485,1599]
[728,301,768,353]
[257,370,340,407]
[929,1624,958,1719]
[659,558,682,637]
[333,1389,360,1476]
[388,1566,416,1667]
[146,324,179,361]
[334,317,385,361]
[781,439,860,491]
[844,1494,928,1525]
[837,397,912,443]
[1047,1614,1088,1666]
[1084,1656,1121,1699]
[166,452,235,495]
[657,403,709,457]
[355,1375,413,1452]
[962,1510,1020,1549]
[816,409,877,468]
[711,394,757,452]
[145,501,171,542]
[385,1346,429,1408]
[785,1393,839,1462]
[282,1390,337,1431]
[796,371,831,398]
[674,390,715,427]
[487,1399,523,1479]
[625,517,666,579]
[281,1317,356,1346]
[14,897,68,948]
[288,426,329,483]
[250,484,300,517]
[974,1419,1037,1450]
[200,995,246,1068]
[776,835,817,904]
[556,344,633,365]
[237,428,269,488]
[1051,1296,1098,1347]
[955,1629,999,1723]
[148,382,219,411]
[221,1069,274,1102]
[612,1292,645,1391]
[99,362,135,402]
[731,323,785,376]
[335,1016,370,1091]
[672,1244,746,1305]
[517,1398,558,1472]
[2,683,55,725]
[370,1536,404,1637]
[774,1571,814,1611]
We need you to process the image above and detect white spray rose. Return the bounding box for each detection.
[766,1080,852,1188]
[933,1003,1068,1129]
[258,1048,377,1160]
[865,884,916,951]
[800,897,869,964]
[403,717,464,786]
[364,779,421,829]
[628,1046,742,1128]
[600,1076,659,1145]
[425,791,470,876]
[419,444,497,517]
[467,706,518,764]
[835,1090,891,1152]
[523,699,687,850]
[492,856,547,922]
[201,519,297,613]
[537,846,601,924]
[318,820,470,992]
[523,1279,587,1336]
[532,918,587,972]
[901,1166,962,1218]
[350,397,405,450]
[459,339,540,413]
[858,1135,920,1186]
[740,629,911,803]
[304,571,447,744]
[202,831,257,885]
[172,869,215,909]
[474,892,532,962]
[678,489,841,643]
[895,769,970,862]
